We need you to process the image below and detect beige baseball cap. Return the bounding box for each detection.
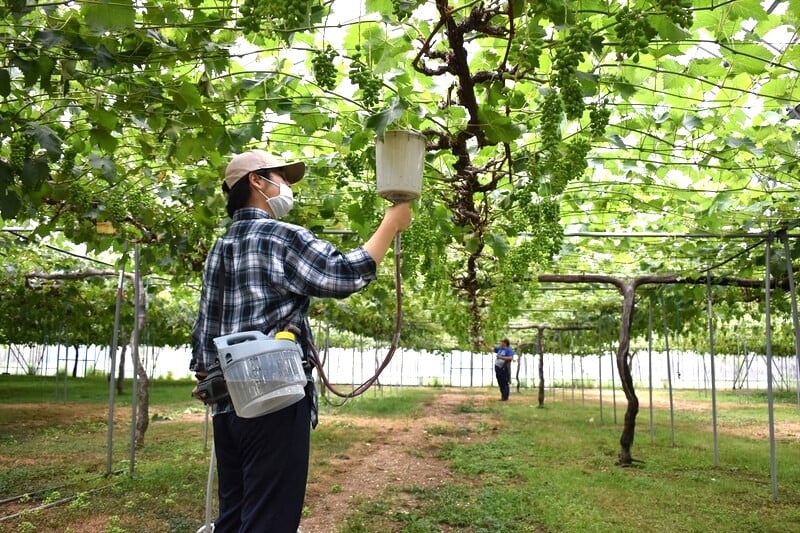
[223,149,305,190]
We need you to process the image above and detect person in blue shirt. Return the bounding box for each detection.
[191,149,412,533]
[492,338,514,401]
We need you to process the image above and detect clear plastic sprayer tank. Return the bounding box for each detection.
[375,130,426,202]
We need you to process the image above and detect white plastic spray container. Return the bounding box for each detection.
[213,330,306,418]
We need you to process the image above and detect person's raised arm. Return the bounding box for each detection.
[363,202,412,267]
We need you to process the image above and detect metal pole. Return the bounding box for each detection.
[780,233,800,412]
[660,294,676,447]
[648,299,654,445]
[54,341,62,401]
[598,320,604,423]
[570,355,575,403]
[706,272,719,467]
[764,236,779,501]
[203,405,210,452]
[105,267,125,476]
[129,244,141,477]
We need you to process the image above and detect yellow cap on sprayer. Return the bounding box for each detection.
[275,331,296,342]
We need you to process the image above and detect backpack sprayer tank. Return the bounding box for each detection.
[213,330,306,418]
[375,130,425,202]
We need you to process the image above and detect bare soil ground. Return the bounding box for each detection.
[301,388,499,532]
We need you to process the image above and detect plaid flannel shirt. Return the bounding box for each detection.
[190,207,377,414]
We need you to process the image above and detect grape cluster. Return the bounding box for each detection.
[59,146,78,180]
[552,21,591,85]
[126,186,153,220]
[102,187,129,223]
[348,46,382,108]
[560,79,584,120]
[540,90,563,152]
[390,0,421,22]
[552,22,591,119]
[657,0,693,28]
[66,180,92,213]
[517,41,542,74]
[589,102,611,138]
[344,151,363,177]
[505,198,564,273]
[238,0,311,35]
[312,45,338,91]
[549,138,590,194]
[8,132,35,173]
[614,7,655,59]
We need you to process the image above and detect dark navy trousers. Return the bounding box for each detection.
[212,397,310,533]
[495,364,510,400]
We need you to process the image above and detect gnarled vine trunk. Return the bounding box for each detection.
[616,283,639,466]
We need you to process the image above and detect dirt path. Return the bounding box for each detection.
[300,388,498,532]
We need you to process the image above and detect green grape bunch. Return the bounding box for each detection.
[238,0,312,35]
[560,78,585,121]
[657,0,693,28]
[58,146,78,181]
[312,45,338,91]
[102,187,129,224]
[589,102,611,138]
[540,90,563,152]
[343,151,364,177]
[66,180,92,213]
[8,132,35,173]
[614,6,656,60]
[391,0,422,21]
[505,197,564,274]
[549,138,591,194]
[348,46,382,109]
[552,21,591,82]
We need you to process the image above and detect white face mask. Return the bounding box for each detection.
[257,176,294,219]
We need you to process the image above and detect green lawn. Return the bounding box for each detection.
[0,376,798,532]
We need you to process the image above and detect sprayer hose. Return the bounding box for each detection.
[311,233,403,398]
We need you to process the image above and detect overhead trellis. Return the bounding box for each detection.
[0,0,799,351]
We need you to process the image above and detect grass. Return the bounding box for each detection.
[1,377,799,532]
[0,374,196,406]
[338,389,800,533]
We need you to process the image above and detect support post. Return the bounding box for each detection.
[706,272,719,467]
[129,244,141,477]
[648,299,654,445]
[105,266,125,476]
[779,232,800,412]
[765,236,778,501]
[660,294,676,447]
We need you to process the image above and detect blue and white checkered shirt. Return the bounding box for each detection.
[190,207,377,411]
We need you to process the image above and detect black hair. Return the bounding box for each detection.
[224,175,251,218]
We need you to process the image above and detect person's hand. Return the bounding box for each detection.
[384,202,412,233]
